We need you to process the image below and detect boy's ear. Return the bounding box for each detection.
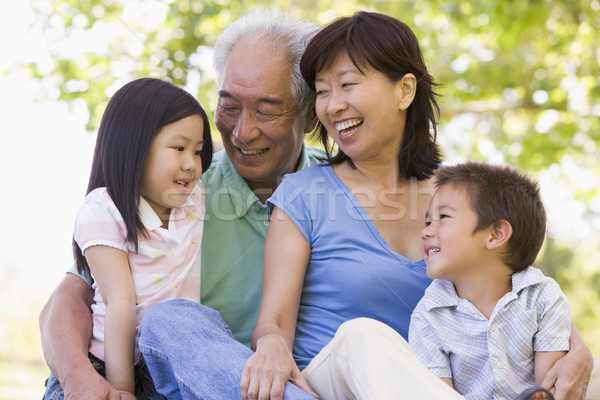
[486,220,513,250]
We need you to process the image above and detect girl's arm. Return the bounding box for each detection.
[85,245,137,400]
[240,206,317,400]
[540,322,593,400]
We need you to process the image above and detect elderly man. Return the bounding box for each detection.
[40,11,321,400]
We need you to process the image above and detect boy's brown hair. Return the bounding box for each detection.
[436,161,547,272]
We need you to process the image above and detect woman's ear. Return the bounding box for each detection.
[396,73,417,111]
[486,220,513,250]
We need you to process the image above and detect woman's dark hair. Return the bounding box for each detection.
[74,78,212,276]
[300,11,442,180]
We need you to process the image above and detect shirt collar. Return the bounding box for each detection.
[421,266,545,312]
[138,186,203,231]
[220,143,309,218]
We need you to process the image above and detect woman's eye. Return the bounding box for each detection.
[173,146,184,151]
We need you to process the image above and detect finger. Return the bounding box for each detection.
[240,366,250,400]
[258,371,275,400]
[290,371,319,398]
[245,367,262,400]
[269,374,286,400]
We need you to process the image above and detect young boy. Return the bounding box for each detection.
[409,161,571,400]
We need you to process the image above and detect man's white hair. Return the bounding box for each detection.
[213,9,319,117]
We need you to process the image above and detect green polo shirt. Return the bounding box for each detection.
[200,144,324,347]
[69,144,324,348]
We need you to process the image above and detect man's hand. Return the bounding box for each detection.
[60,360,121,400]
[240,333,317,400]
[540,323,593,400]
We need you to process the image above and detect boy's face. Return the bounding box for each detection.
[421,184,490,281]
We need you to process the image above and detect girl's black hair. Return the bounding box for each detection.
[74,78,212,277]
[300,11,442,180]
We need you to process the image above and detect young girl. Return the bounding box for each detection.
[71,77,212,400]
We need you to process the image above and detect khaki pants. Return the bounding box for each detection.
[302,318,600,400]
[301,318,464,399]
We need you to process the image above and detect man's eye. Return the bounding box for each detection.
[220,105,240,114]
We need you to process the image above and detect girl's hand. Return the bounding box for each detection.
[240,333,317,400]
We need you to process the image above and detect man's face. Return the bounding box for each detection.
[214,38,308,193]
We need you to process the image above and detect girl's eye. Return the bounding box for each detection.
[195,150,203,156]
[425,220,431,227]
[173,146,184,151]
[440,214,449,219]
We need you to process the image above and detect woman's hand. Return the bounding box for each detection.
[540,322,593,400]
[240,334,316,400]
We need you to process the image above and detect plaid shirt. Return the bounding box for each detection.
[409,267,571,400]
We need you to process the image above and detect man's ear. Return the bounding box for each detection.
[486,220,513,250]
[396,73,417,111]
[303,108,319,134]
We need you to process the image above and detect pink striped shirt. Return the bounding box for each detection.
[74,183,204,363]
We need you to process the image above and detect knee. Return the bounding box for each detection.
[139,300,231,345]
[334,318,406,350]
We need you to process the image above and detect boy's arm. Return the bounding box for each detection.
[540,322,593,400]
[39,273,121,400]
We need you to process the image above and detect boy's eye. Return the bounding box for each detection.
[425,220,431,227]
[440,214,449,219]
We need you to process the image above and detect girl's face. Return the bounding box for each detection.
[314,51,410,164]
[141,114,205,221]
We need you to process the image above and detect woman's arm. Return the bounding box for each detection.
[40,273,121,400]
[240,206,317,400]
[85,245,137,399]
[540,322,593,400]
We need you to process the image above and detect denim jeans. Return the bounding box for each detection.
[138,299,316,400]
[43,353,164,400]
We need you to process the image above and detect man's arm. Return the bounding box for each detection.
[541,322,593,400]
[39,273,120,400]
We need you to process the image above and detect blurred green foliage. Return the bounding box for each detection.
[24,0,600,353]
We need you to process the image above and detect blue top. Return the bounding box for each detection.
[268,163,432,370]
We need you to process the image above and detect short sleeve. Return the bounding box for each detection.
[409,306,453,378]
[533,278,571,352]
[74,188,129,254]
[266,174,313,243]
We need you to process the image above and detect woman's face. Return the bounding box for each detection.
[314,51,410,164]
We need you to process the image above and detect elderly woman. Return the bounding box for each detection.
[242,11,593,400]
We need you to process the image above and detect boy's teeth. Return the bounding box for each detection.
[428,248,440,256]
